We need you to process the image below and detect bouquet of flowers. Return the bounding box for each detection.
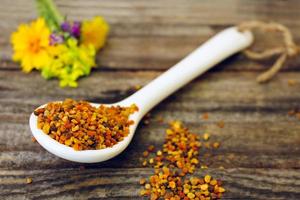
[11,0,109,87]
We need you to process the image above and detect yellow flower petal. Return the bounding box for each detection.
[11,18,51,71]
[81,16,109,51]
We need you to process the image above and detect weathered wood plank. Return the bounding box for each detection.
[1,168,300,200]
[0,70,299,170]
[1,1,300,199]
[1,70,300,106]
[1,118,300,170]
[1,0,300,70]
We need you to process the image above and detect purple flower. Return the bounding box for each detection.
[61,22,71,32]
[49,33,64,45]
[71,21,81,38]
[60,21,81,39]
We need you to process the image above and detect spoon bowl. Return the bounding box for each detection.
[29,27,253,163]
[30,101,142,163]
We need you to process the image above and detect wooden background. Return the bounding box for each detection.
[1,0,300,199]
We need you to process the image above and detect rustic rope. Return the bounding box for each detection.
[238,21,299,83]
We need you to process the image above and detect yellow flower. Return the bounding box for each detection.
[41,39,96,87]
[11,18,51,72]
[81,16,109,50]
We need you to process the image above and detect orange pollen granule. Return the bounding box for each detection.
[34,98,138,150]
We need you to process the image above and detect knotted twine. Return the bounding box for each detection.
[237,21,300,83]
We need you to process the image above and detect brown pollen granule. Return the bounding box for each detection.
[288,108,300,120]
[202,113,209,120]
[34,99,138,150]
[26,178,32,184]
[31,137,37,143]
[288,79,297,86]
[216,121,225,128]
[139,121,225,199]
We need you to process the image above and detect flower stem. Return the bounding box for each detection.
[35,0,64,31]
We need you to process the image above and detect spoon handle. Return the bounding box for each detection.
[123,27,253,117]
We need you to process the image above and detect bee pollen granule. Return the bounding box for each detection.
[139,121,225,199]
[34,99,138,150]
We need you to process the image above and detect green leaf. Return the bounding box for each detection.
[35,0,64,31]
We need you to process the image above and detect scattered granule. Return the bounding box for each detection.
[219,166,225,170]
[149,158,154,164]
[139,121,225,199]
[156,150,162,156]
[210,179,217,186]
[203,133,210,141]
[142,160,148,167]
[140,189,147,196]
[288,79,297,86]
[134,85,142,90]
[143,151,150,157]
[187,192,195,199]
[201,165,208,169]
[200,183,208,190]
[218,187,226,193]
[140,178,146,185]
[156,116,164,124]
[143,119,150,125]
[31,137,37,143]
[26,178,32,184]
[288,108,300,120]
[163,121,201,175]
[143,113,152,125]
[213,142,220,149]
[169,181,176,189]
[288,109,297,116]
[145,183,151,190]
[148,145,155,152]
[34,99,138,150]
[204,142,211,149]
[216,121,225,128]
[191,158,199,164]
[204,175,211,183]
[202,112,209,120]
[150,193,159,200]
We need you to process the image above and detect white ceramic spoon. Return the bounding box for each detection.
[29,27,253,163]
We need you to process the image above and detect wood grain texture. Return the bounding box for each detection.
[1,0,300,70]
[1,168,300,200]
[1,70,300,199]
[1,0,300,199]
